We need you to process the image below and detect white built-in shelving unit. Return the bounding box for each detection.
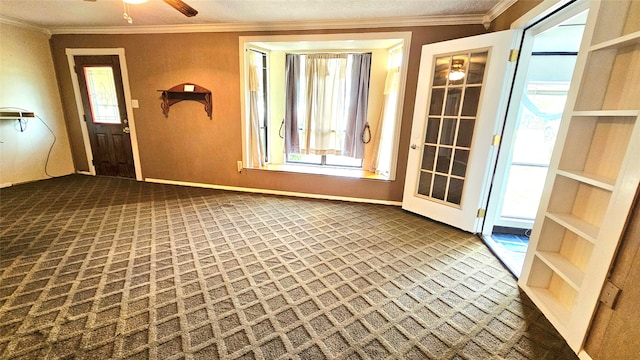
[519,0,640,353]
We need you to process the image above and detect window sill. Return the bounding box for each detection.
[255,163,389,180]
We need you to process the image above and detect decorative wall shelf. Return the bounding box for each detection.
[158,83,212,119]
[0,110,35,132]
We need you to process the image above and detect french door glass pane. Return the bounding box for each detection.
[417,172,432,196]
[435,147,452,173]
[432,175,447,200]
[467,52,488,84]
[83,66,121,124]
[447,178,464,205]
[422,145,436,170]
[462,87,481,116]
[429,89,445,115]
[426,118,440,143]
[440,118,456,145]
[452,149,470,177]
[457,120,475,147]
[444,88,463,116]
[416,50,488,207]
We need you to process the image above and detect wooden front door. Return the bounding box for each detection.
[75,55,135,178]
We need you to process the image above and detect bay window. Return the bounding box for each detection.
[240,33,411,180]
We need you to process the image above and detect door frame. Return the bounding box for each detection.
[482,0,589,237]
[66,48,142,180]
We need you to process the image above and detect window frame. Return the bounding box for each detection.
[249,49,269,163]
[239,32,412,180]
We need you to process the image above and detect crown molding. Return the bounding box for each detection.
[48,14,485,35]
[0,16,51,38]
[482,0,519,29]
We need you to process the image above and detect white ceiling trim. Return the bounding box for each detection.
[2,0,517,36]
[48,14,485,35]
[0,16,51,38]
[483,0,519,28]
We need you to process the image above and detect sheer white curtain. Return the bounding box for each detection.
[248,52,264,167]
[370,65,400,175]
[303,54,349,155]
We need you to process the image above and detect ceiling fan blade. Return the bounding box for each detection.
[163,0,198,17]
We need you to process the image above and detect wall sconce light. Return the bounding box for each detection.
[448,59,466,81]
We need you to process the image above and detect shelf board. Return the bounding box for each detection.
[537,252,584,290]
[572,110,640,117]
[556,170,615,191]
[525,286,571,327]
[590,30,640,52]
[546,212,599,244]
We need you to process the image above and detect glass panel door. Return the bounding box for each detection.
[402,30,516,233]
[417,51,488,206]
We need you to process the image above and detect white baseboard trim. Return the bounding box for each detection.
[145,178,403,206]
[76,171,93,176]
[0,182,12,188]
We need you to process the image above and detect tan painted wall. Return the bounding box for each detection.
[0,23,74,186]
[49,25,487,202]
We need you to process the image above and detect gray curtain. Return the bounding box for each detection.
[344,53,372,158]
[284,54,301,154]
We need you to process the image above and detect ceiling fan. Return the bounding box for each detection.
[159,0,198,17]
[84,0,198,19]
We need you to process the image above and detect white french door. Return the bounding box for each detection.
[403,30,517,233]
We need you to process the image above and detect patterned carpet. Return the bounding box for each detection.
[0,175,577,359]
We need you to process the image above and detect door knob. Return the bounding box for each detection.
[123,127,130,134]
[410,144,418,149]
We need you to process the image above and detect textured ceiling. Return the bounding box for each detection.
[0,0,504,30]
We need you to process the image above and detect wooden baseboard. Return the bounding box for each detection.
[145,177,402,206]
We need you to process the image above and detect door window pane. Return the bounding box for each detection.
[457,120,475,148]
[461,87,481,116]
[432,175,447,200]
[467,52,487,84]
[418,172,433,196]
[433,56,450,86]
[449,54,469,86]
[452,149,469,177]
[84,66,121,124]
[444,88,463,116]
[422,145,436,171]
[447,178,464,205]
[440,118,456,145]
[429,88,445,116]
[417,50,487,207]
[435,147,452,174]
[426,118,440,144]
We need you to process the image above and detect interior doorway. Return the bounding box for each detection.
[66,48,142,180]
[481,9,588,277]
